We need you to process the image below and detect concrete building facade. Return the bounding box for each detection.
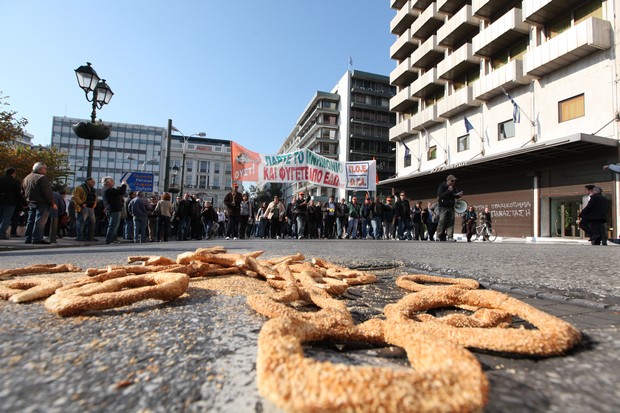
[167,133,232,207]
[278,70,396,202]
[52,117,232,206]
[52,116,164,192]
[384,0,619,239]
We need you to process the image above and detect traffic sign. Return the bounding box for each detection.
[121,172,154,193]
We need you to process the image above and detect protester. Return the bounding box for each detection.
[345,196,360,239]
[72,177,98,241]
[423,202,437,241]
[464,206,477,242]
[0,167,26,239]
[128,191,152,243]
[147,196,159,242]
[381,196,395,240]
[102,177,127,244]
[578,186,608,245]
[322,196,337,239]
[123,191,136,240]
[224,184,242,240]
[435,174,463,242]
[200,200,219,240]
[154,193,173,242]
[22,162,57,244]
[216,207,226,238]
[47,189,66,244]
[255,202,268,238]
[394,191,411,240]
[265,195,285,239]
[294,191,310,239]
[411,201,423,240]
[239,193,253,239]
[481,207,492,241]
[336,198,348,239]
[285,197,297,238]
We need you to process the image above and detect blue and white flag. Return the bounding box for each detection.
[464,117,474,133]
[503,90,520,123]
[402,140,410,158]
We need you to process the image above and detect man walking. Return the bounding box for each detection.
[72,177,98,241]
[102,176,127,244]
[22,162,57,244]
[435,174,463,242]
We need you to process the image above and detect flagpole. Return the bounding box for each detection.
[421,126,446,152]
[500,86,536,126]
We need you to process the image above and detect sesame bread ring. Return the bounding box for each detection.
[44,272,189,317]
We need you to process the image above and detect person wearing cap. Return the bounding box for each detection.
[435,174,463,242]
[224,183,242,239]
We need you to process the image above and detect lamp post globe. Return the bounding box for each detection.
[73,62,113,178]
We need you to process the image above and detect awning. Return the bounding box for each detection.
[379,133,619,187]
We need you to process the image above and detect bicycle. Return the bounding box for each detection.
[474,222,497,242]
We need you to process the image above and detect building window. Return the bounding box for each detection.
[498,120,516,140]
[559,94,585,122]
[547,0,602,38]
[457,135,469,152]
[427,145,437,160]
[491,39,527,69]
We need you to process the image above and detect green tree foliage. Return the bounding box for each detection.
[248,183,283,205]
[0,92,70,188]
[0,92,28,143]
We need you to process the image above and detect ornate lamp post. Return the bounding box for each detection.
[73,62,114,178]
[169,165,180,195]
[170,127,206,196]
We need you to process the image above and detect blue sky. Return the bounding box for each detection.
[1,1,395,154]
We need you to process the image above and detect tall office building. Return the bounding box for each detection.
[279,70,396,201]
[52,117,232,206]
[52,116,164,191]
[385,0,619,239]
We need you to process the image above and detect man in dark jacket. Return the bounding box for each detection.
[394,191,411,240]
[435,174,463,242]
[22,162,57,244]
[579,186,608,245]
[224,183,243,239]
[0,167,26,239]
[102,176,127,244]
[294,191,311,239]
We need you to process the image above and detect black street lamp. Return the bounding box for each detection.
[73,62,114,178]
[169,165,180,194]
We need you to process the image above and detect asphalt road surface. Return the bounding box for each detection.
[0,239,618,412]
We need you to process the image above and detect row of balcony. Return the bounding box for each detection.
[392,0,588,29]
[390,16,610,122]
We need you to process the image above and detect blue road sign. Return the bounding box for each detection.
[121,172,154,193]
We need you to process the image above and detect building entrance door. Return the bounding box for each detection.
[550,197,584,238]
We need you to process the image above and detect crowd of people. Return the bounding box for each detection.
[2,162,617,245]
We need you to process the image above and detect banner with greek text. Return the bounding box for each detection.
[231,142,376,190]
